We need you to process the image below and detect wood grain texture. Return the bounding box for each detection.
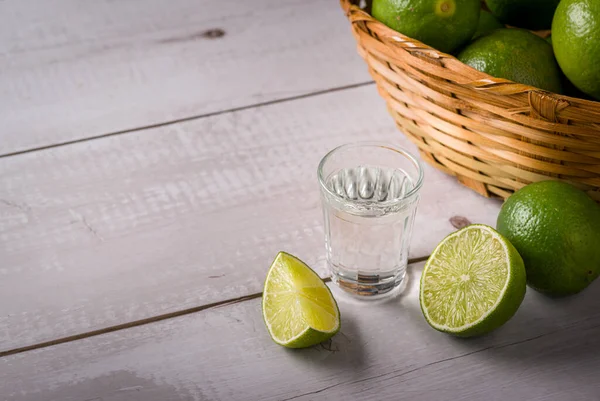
[2,262,599,401]
[0,86,501,352]
[0,0,370,155]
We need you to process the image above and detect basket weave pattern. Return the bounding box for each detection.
[341,0,600,202]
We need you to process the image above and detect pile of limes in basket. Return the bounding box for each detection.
[371,0,600,100]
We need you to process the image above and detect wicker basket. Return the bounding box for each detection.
[341,0,600,202]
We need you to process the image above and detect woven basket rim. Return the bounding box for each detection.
[341,0,600,108]
[340,0,600,202]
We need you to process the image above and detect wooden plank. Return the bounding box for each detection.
[0,0,370,155]
[0,86,501,351]
[2,262,599,401]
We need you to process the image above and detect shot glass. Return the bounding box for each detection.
[317,142,424,299]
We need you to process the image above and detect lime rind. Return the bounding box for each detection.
[262,252,340,348]
[420,224,526,337]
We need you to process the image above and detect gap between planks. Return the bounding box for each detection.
[0,81,375,159]
[0,255,429,358]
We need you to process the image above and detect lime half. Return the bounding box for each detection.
[262,252,340,348]
[420,225,526,337]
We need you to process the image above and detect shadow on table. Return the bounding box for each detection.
[284,260,427,370]
[284,312,366,370]
[447,279,600,365]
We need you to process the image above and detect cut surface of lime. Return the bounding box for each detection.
[420,225,526,337]
[262,252,340,348]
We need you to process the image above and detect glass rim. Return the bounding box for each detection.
[317,141,425,206]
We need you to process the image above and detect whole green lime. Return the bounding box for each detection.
[372,0,480,54]
[485,0,561,30]
[457,29,562,94]
[473,10,504,40]
[497,181,600,297]
[552,0,600,100]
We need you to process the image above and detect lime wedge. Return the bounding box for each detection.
[262,252,340,348]
[420,225,526,337]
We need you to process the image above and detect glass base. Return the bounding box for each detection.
[330,268,406,301]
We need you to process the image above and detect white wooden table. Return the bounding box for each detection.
[1,1,599,400]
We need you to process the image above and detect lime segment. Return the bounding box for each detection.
[420,225,526,337]
[262,252,340,348]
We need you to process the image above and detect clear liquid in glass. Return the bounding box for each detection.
[322,165,419,298]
